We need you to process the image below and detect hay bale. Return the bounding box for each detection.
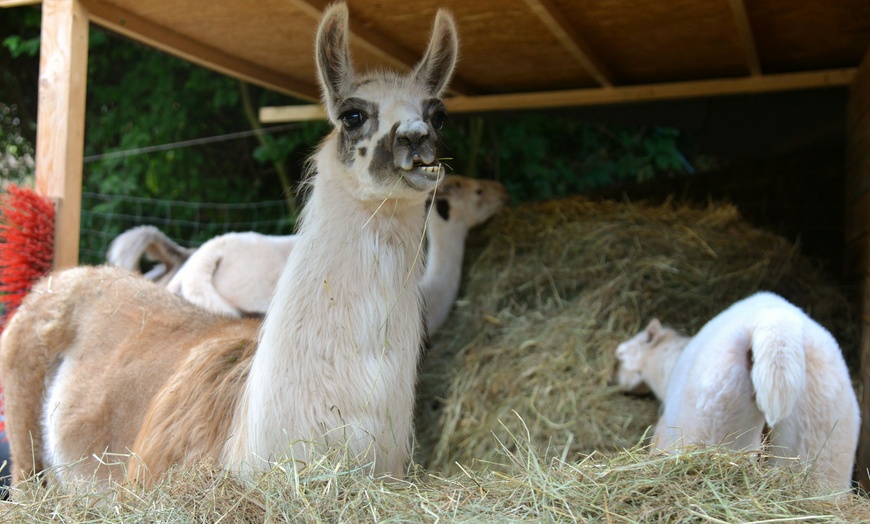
[415,195,859,473]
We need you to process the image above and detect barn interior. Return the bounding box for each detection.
[2,0,870,505]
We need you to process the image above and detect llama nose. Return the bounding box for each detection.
[397,127,429,151]
[395,120,435,170]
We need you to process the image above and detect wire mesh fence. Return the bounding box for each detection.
[79,192,296,265]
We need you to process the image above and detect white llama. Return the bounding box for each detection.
[421,175,508,332]
[613,291,860,490]
[0,2,458,487]
[166,231,298,317]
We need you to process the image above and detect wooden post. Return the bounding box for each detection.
[34,0,89,269]
[847,46,870,491]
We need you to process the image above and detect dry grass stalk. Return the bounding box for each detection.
[3,441,869,522]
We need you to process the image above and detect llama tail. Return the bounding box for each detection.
[106,225,194,281]
[749,308,807,427]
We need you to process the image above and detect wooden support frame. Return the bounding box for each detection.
[261,68,856,123]
[521,0,615,87]
[34,0,89,270]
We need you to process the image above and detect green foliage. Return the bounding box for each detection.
[441,115,711,202]
[1,7,40,59]
[253,120,330,166]
[2,34,40,58]
[0,102,34,185]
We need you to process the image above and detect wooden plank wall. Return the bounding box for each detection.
[847,46,870,491]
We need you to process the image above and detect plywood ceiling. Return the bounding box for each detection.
[4,0,870,119]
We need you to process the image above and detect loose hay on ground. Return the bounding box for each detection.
[415,195,859,474]
[3,445,869,522]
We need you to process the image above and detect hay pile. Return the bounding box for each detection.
[415,195,859,473]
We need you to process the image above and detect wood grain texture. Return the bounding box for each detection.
[34,0,89,270]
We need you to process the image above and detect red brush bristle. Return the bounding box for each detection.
[0,184,55,434]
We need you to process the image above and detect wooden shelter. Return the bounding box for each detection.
[2,0,870,488]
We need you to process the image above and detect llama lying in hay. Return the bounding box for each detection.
[0,1,457,488]
[106,225,194,284]
[415,196,859,484]
[108,176,508,331]
[613,291,860,489]
[166,232,297,317]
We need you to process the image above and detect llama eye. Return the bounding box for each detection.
[430,111,447,131]
[340,110,365,129]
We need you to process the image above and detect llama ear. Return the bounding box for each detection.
[645,319,661,342]
[413,9,459,97]
[316,3,354,116]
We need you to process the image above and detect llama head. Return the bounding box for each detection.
[315,3,458,199]
[431,175,510,228]
[613,319,673,393]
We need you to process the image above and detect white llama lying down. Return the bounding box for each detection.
[613,291,860,490]
[106,225,194,284]
[106,227,286,315]
[166,232,298,317]
[110,175,508,331]
[0,2,458,488]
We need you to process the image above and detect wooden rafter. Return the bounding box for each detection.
[283,0,475,95]
[81,0,322,100]
[260,68,856,122]
[520,0,615,87]
[726,0,762,76]
[0,0,41,7]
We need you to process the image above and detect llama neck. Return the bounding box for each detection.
[644,337,689,400]
[420,215,468,333]
[229,142,428,476]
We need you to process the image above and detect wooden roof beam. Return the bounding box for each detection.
[521,0,615,87]
[80,0,321,100]
[0,0,42,7]
[260,68,855,122]
[283,0,476,95]
[726,0,762,76]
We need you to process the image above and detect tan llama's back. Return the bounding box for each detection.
[0,265,254,484]
[129,325,258,485]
